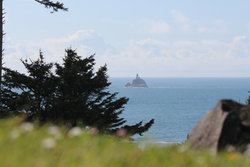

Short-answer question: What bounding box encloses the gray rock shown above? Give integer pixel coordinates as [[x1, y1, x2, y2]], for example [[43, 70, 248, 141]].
[[187, 100, 250, 153], [125, 82, 132, 88], [125, 74, 148, 88]]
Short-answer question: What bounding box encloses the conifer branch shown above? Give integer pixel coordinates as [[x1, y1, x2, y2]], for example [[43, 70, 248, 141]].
[[35, 0, 68, 12]]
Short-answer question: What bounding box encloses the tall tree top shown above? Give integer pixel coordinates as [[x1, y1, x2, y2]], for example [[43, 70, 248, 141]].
[[35, 0, 68, 12]]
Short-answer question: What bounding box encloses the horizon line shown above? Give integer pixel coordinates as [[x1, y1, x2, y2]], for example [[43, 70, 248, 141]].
[[109, 76, 250, 78]]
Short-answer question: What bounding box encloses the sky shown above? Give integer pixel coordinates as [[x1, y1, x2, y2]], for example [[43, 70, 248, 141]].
[[4, 0, 250, 77]]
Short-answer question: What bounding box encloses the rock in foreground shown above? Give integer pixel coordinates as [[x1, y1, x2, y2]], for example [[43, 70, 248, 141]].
[[187, 100, 250, 153]]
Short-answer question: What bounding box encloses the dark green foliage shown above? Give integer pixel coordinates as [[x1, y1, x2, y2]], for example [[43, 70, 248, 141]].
[[0, 49, 154, 136], [35, 0, 68, 12], [248, 95, 250, 105], [0, 0, 67, 97]]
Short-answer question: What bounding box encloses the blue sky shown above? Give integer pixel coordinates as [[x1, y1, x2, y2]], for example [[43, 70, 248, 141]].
[[4, 0, 250, 77]]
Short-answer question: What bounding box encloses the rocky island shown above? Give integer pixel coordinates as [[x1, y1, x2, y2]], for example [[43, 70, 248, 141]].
[[125, 74, 148, 88]]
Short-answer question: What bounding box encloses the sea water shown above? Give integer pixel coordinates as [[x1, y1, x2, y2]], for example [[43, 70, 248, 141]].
[[109, 78, 250, 143]]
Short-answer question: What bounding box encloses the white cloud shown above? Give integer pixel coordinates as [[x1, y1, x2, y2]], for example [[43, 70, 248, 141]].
[[108, 36, 250, 77], [233, 35, 247, 41], [170, 9, 191, 32], [4, 30, 114, 73], [5, 29, 250, 77], [140, 19, 171, 35], [197, 20, 228, 33]]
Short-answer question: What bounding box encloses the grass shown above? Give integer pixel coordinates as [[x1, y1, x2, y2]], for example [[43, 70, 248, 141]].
[[0, 119, 250, 167]]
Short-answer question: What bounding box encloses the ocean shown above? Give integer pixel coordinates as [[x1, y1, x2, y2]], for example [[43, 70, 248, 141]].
[[109, 78, 250, 143]]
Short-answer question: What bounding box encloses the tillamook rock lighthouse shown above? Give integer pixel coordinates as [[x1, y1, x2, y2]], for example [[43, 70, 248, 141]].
[[125, 74, 148, 88]]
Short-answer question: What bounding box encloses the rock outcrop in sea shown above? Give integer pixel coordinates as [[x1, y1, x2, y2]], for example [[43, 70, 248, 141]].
[[125, 74, 148, 88]]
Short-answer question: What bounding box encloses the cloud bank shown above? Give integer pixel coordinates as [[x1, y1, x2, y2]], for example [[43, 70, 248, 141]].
[[5, 9, 250, 77], [5, 29, 250, 77]]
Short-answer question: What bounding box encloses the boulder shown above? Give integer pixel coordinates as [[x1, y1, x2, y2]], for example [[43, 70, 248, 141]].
[[187, 100, 250, 153]]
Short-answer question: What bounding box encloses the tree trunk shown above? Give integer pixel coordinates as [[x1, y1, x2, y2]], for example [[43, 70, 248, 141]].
[[0, 0, 3, 100]]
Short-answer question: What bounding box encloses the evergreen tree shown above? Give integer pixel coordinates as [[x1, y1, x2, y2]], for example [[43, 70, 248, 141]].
[[1, 51, 57, 120], [1, 49, 154, 136], [0, 0, 67, 105]]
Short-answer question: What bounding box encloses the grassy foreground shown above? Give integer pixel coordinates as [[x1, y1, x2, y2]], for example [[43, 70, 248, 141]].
[[0, 119, 250, 167]]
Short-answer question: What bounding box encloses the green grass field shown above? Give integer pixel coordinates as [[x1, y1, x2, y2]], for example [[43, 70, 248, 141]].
[[0, 119, 250, 167]]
